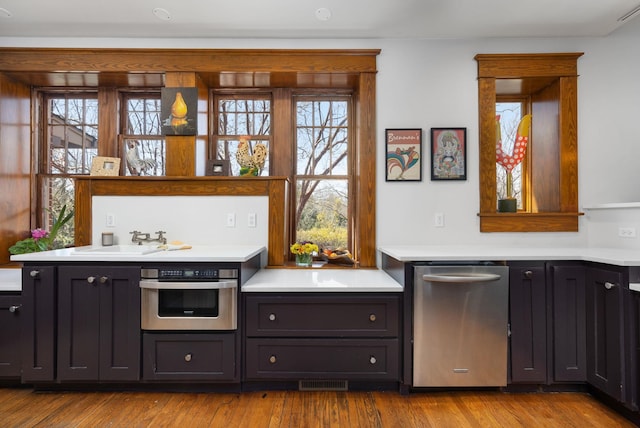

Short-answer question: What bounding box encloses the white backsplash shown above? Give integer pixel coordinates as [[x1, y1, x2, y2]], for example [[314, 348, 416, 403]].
[[91, 195, 269, 247], [584, 203, 640, 250]]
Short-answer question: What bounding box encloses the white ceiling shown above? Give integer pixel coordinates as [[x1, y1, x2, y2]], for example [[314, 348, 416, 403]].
[[0, 0, 639, 39]]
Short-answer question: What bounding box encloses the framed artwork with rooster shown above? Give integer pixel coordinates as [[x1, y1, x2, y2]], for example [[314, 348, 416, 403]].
[[385, 128, 422, 181]]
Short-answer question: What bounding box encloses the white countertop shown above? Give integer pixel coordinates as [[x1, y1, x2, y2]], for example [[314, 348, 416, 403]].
[[9, 244, 266, 263], [242, 268, 403, 292], [378, 245, 640, 266], [0, 269, 22, 292]]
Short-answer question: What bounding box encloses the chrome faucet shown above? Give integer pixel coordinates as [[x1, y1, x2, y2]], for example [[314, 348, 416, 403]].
[[130, 230, 167, 245]]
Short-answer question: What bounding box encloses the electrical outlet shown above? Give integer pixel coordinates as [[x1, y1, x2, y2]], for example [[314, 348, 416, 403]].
[[248, 213, 257, 228], [106, 213, 115, 227], [434, 212, 444, 227], [226, 213, 236, 228], [618, 227, 637, 238]]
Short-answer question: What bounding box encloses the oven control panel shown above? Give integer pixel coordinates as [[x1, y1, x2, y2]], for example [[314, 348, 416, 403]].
[[141, 268, 238, 280]]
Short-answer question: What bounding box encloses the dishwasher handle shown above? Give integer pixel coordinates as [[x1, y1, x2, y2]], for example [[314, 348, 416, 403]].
[[421, 273, 502, 283]]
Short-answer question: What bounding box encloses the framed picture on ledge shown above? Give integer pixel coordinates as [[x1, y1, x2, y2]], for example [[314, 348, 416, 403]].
[[385, 128, 422, 181], [430, 127, 467, 181]]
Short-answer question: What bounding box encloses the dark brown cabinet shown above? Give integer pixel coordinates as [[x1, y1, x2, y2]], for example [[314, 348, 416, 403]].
[[508, 262, 547, 383], [586, 265, 625, 402], [508, 261, 586, 385], [550, 263, 586, 382], [57, 265, 140, 382], [0, 294, 22, 378], [20, 266, 57, 383], [244, 293, 401, 382]]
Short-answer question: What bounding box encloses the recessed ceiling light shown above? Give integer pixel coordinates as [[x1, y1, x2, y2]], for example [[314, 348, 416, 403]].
[[315, 7, 332, 21], [0, 7, 12, 18], [153, 7, 171, 21]]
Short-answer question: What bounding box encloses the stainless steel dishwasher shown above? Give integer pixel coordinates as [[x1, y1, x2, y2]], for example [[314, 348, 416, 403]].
[[412, 263, 509, 387]]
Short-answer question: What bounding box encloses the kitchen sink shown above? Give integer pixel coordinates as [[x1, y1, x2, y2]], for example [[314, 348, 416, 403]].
[[71, 245, 164, 256]]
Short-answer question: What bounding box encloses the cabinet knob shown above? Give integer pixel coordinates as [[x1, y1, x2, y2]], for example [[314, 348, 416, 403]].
[[87, 276, 96, 284], [369, 314, 377, 322], [269, 355, 277, 364], [369, 356, 377, 365], [29, 270, 39, 278], [99, 276, 109, 284], [268, 313, 276, 321], [184, 353, 192, 362], [9, 304, 21, 313], [524, 270, 533, 279], [604, 281, 616, 290]]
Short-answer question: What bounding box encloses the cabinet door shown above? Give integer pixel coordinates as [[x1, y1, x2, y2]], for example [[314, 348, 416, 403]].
[[57, 266, 140, 381], [98, 266, 140, 381], [0, 295, 22, 378], [21, 266, 56, 382], [550, 263, 586, 382], [586, 266, 624, 401], [508, 263, 547, 383], [57, 266, 101, 380]]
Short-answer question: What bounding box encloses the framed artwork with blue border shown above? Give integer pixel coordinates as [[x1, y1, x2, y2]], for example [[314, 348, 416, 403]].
[[385, 128, 422, 181], [430, 127, 467, 181]]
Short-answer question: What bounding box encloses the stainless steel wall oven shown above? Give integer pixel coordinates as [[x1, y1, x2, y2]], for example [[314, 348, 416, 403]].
[[140, 266, 238, 330]]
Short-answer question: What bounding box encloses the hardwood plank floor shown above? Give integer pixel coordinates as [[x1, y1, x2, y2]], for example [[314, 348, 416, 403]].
[[0, 388, 635, 427]]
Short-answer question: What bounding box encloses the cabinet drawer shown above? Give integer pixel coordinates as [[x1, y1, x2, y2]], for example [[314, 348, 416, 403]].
[[245, 295, 400, 337], [143, 333, 236, 381], [245, 338, 399, 380]]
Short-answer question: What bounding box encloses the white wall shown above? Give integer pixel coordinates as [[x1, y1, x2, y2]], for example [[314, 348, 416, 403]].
[[3, 17, 640, 251], [92, 196, 269, 247]]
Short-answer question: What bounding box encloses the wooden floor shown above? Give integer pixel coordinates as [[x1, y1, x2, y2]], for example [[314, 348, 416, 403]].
[[0, 387, 636, 427]]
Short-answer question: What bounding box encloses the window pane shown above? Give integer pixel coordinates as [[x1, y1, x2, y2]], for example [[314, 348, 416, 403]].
[[296, 100, 348, 176], [216, 96, 271, 176], [295, 97, 350, 251], [123, 95, 164, 176], [47, 96, 98, 175], [496, 102, 523, 208], [126, 97, 161, 135], [295, 179, 348, 250]]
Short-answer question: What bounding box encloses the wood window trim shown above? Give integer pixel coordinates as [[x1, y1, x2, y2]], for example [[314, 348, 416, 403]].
[[475, 53, 583, 232], [0, 48, 379, 266]]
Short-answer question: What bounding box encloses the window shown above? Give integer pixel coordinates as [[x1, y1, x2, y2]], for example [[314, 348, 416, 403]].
[[295, 97, 350, 250], [475, 53, 582, 232], [41, 93, 99, 246], [213, 95, 271, 176], [121, 93, 165, 176], [213, 90, 353, 255], [496, 100, 529, 210]]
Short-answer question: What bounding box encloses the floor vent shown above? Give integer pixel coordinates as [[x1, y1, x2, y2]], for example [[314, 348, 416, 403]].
[[298, 380, 348, 391]]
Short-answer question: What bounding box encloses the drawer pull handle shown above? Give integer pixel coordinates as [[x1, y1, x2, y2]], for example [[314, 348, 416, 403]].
[[87, 276, 96, 284], [30, 270, 39, 278], [9, 305, 21, 313], [369, 356, 377, 365], [268, 313, 276, 321], [99, 276, 108, 284], [524, 270, 533, 279], [604, 281, 615, 290], [184, 353, 192, 362], [369, 314, 377, 322], [269, 355, 277, 364]]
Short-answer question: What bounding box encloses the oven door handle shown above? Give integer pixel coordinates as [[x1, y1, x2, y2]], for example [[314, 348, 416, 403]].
[[139, 279, 237, 290]]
